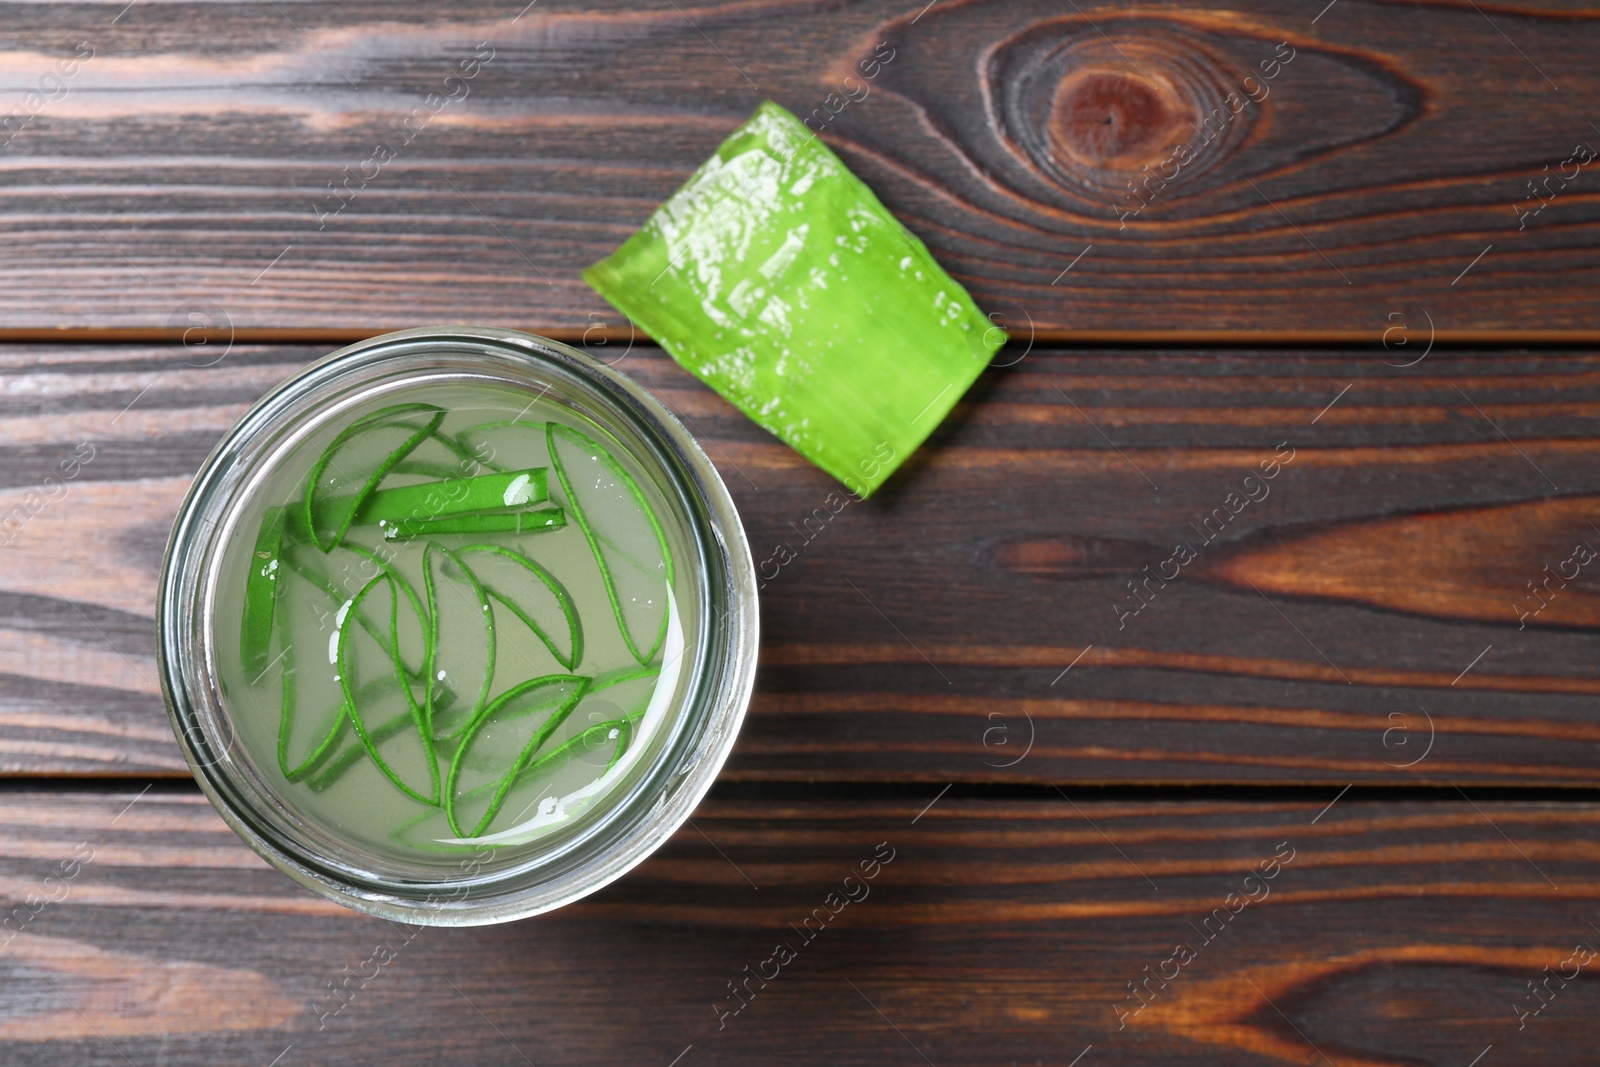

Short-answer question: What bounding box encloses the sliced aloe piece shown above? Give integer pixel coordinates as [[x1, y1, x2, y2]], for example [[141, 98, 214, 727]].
[[485, 668, 660, 823], [486, 720, 637, 842], [456, 420, 550, 475], [386, 506, 565, 541], [546, 422, 673, 665], [460, 544, 583, 670], [565, 666, 659, 770], [281, 540, 426, 678], [534, 668, 656, 777], [446, 673, 589, 837], [241, 505, 286, 680], [456, 679, 590, 775], [449, 712, 632, 839], [303, 468, 551, 536], [304, 403, 444, 551], [424, 543, 495, 741], [368, 467, 545, 519], [338, 574, 439, 804], [302, 704, 413, 793], [274, 556, 349, 780]]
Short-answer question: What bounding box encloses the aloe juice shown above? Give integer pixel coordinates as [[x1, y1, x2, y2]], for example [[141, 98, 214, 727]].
[[210, 381, 701, 868]]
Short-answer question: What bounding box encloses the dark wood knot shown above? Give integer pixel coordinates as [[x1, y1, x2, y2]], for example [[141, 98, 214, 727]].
[[988, 19, 1262, 204], [1051, 70, 1185, 167]]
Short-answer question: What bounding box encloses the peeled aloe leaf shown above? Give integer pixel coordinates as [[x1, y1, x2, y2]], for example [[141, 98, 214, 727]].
[[304, 403, 444, 551], [582, 101, 1004, 496], [424, 543, 495, 741], [446, 674, 589, 837], [461, 544, 583, 670], [546, 422, 673, 665], [338, 574, 438, 805]]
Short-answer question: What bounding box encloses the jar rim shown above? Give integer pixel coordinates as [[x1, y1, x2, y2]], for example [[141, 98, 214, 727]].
[[158, 326, 758, 925]]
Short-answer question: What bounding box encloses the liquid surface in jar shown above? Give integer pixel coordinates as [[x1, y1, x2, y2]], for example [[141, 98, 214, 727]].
[[210, 381, 700, 870]]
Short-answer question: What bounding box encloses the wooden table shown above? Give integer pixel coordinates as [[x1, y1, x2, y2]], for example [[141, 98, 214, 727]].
[[3, 2, 1598, 1064]]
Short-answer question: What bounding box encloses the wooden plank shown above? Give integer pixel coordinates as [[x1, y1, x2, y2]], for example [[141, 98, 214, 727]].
[[0, 788, 1594, 1064], [0, 1, 1596, 333], [5, 342, 1600, 785]]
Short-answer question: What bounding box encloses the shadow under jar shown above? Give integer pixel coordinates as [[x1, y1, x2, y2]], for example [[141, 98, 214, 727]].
[[159, 327, 757, 925]]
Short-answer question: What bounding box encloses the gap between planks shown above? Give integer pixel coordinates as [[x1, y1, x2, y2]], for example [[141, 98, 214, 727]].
[[6, 778, 1600, 806], [3, 328, 1600, 347]]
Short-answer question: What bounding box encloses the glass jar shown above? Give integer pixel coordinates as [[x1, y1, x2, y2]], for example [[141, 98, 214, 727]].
[[158, 327, 757, 925]]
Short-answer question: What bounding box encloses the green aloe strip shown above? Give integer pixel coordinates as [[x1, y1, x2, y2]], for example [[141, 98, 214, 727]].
[[240, 505, 286, 680], [547, 422, 673, 666], [362, 466, 546, 520], [460, 544, 584, 671], [305, 404, 445, 551], [386, 506, 565, 541], [291, 467, 547, 534], [339, 573, 440, 805], [424, 542, 497, 741], [446, 674, 590, 837]]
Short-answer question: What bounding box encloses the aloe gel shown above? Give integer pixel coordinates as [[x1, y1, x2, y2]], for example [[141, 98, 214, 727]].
[[213, 382, 700, 864]]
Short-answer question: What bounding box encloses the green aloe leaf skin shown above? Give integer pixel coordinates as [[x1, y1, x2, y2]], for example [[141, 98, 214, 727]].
[[424, 544, 496, 742], [461, 544, 584, 671], [339, 575, 440, 805], [241, 505, 286, 680], [304, 404, 444, 551], [390, 702, 636, 852], [386, 506, 564, 540], [446, 674, 590, 838], [546, 422, 673, 666], [583, 101, 1003, 496], [281, 540, 427, 678], [275, 548, 352, 780], [296, 467, 547, 533]]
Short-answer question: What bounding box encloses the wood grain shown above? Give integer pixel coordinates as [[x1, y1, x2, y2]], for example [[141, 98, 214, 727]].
[[0, 788, 1595, 1065], [6, 341, 1600, 784], [0, 1, 1595, 333]]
